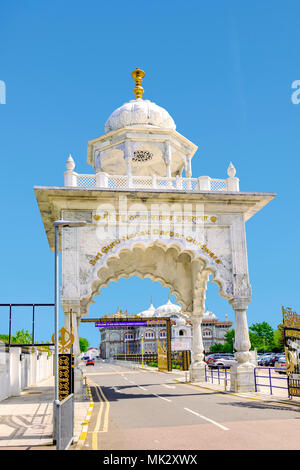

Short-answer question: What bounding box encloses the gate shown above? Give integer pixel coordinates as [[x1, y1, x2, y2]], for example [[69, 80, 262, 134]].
[[282, 306, 300, 398]]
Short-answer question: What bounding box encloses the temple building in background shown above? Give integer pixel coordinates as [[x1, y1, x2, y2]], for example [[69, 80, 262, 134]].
[[99, 298, 232, 357]]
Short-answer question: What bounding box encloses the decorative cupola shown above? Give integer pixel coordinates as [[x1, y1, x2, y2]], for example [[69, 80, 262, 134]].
[[87, 68, 198, 179]]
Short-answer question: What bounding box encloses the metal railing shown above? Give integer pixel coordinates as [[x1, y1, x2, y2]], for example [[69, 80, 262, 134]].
[[113, 351, 190, 370], [254, 367, 288, 395], [113, 353, 157, 364], [0, 303, 54, 348], [53, 394, 74, 450], [204, 365, 231, 388]]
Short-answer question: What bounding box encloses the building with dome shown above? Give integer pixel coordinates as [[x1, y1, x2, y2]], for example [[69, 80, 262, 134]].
[[99, 298, 232, 358]]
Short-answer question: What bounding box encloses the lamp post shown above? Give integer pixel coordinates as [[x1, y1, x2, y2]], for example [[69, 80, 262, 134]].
[[53, 220, 87, 403], [141, 334, 144, 367]]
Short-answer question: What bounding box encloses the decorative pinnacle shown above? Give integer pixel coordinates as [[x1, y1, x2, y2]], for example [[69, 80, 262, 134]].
[[66, 154, 75, 171], [131, 68, 145, 99], [227, 162, 236, 178]]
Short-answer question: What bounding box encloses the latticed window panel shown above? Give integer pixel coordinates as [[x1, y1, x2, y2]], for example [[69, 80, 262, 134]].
[[156, 178, 177, 189], [210, 179, 228, 191], [77, 175, 96, 188], [108, 176, 128, 189], [181, 178, 198, 191], [132, 176, 153, 189]]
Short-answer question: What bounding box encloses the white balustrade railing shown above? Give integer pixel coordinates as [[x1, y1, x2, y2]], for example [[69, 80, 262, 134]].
[[64, 157, 239, 192], [65, 172, 239, 192], [64, 172, 239, 192]]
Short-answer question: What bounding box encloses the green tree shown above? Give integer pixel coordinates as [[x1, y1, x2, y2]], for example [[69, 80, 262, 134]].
[[209, 329, 235, 353], [0, 334, 9, 343], [223, 329, 235, 353], [79, 337, 90, 352], [14, 329, 33, 344], [209, 342, 225, 353], [273, 323, 284, 352], [0, 330, 32, 344], [249, 322, 274, 352]]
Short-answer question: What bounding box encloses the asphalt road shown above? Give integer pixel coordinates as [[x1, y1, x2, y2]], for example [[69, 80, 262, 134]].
[[81, 360, 300, 451]]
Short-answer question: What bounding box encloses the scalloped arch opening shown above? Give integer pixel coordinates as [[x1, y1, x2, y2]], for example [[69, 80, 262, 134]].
[[80, 241, 231, 316]]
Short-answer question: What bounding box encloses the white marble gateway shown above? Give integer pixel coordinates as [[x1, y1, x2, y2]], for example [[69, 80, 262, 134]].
[[34, 69, 275, 394]]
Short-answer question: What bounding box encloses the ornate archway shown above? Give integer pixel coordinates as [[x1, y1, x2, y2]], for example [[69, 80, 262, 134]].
[[34, 68, 275, 395]]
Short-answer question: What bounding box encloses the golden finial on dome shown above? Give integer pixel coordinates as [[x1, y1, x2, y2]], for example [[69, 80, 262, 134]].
[[131, 68, 145, 99]]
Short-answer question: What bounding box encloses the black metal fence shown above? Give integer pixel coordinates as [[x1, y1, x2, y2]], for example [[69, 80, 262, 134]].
[[113, 351, 191, 370], [0, 303, 54, 347], [113, 353, 157, 364]]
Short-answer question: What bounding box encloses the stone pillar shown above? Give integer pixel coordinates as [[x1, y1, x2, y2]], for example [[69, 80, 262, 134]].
[[230, 298, 255, 392], [198, 176, 211, 191], [185, 155, 192, 178], [152, 173, 157, 189], [190, 266, 209, 382], [64, 155, 77, 187], [125, 140, 132, 187], [164, 141, 172, 178], [226, 162, 239, 192], [190, 315, 206, 382], [96, 170, 108, 188]]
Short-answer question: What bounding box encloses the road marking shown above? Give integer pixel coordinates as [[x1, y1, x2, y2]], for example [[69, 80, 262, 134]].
[[92, 387, 104, 450], [184, 407, 229, 431], [163, 384, 176, 389], [89, 381, 110, 450], [153, 393, 172, 403], [98, 386, 110, 433], [138, 385, 147, 391]]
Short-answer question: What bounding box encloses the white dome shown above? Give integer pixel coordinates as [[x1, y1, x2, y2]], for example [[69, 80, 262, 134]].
[[176, 316, 186, 326], [104, 99, 176, 133], [203, 310, 217, 320], [155, 299, 181, 318], [139, 302, 156, 318]]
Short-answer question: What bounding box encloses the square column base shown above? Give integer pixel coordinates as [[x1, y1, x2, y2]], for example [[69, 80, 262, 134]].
[[230, 362, 255, 393], [190, 362, 206, 382]]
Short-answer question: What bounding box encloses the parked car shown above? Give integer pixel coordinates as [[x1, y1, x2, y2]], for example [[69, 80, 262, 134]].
[[208, 355, 237, 369], [274, 356, 286, 373], [86, 359, 95, 366], [258, 354, 273, 366], [270, 354, 285, 366], [205, 353, 233, 364], [263, 354, 282, 367]]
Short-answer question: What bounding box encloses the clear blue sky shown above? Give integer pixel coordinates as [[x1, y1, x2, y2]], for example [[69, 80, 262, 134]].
[[0, 0, 299, 348]]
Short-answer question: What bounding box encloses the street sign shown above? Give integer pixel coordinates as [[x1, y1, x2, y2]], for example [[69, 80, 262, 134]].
[[95, 321, 147, 327]]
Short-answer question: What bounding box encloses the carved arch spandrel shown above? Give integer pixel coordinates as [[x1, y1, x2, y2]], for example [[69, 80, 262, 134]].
[[79, 241, 234, 316]]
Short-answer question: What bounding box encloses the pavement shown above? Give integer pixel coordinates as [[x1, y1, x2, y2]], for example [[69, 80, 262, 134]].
[[0, 375, 91, 450], [0, 363, 299, 450]]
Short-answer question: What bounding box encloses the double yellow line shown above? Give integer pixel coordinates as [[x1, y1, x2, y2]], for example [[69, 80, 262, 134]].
[[90, 380, 110, 450]]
